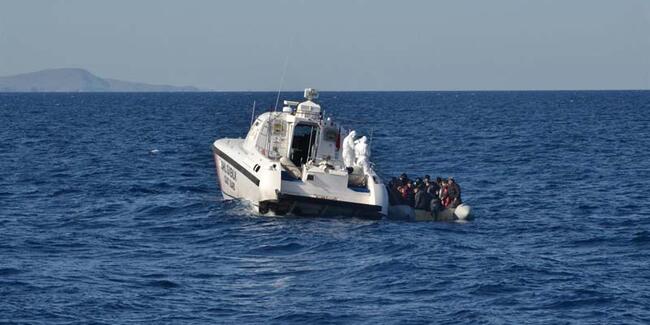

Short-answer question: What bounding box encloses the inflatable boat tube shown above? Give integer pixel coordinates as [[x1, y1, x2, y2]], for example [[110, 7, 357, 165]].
[[389, 204, 473, 222]]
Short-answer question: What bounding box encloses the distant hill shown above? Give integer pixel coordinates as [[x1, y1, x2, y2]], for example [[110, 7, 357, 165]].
[[0, 68, 200, 92]]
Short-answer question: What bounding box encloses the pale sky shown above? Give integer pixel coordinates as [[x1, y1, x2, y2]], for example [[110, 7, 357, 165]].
[[0, 0, 648, 90]]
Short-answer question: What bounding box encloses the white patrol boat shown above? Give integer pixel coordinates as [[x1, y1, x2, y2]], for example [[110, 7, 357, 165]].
[[212, 88, 389, 218]]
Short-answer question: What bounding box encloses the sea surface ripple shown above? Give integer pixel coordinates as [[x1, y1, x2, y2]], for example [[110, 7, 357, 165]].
[[1, 91, 649, 324]]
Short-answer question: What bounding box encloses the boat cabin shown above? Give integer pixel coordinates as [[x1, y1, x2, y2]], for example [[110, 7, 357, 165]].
[[242, 89, 340, 169]]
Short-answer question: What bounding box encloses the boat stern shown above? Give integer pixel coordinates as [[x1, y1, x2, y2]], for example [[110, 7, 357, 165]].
[[273, 164, 388, 218]]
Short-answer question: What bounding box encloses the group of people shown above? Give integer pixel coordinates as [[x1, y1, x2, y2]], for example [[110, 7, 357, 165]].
[[388, 174, 462, 214]]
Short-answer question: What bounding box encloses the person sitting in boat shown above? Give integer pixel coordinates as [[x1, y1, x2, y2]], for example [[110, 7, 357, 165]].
[[398, 180, 415, 207], [406, 181, 416, 207], [439, 179, 450, 207], [387, 177, 403, 205], [447, 177, 462, 208], [430, 195, 443, 219], [399, 173, 409, 185], [414, 182, 433, 211], [425, 176, 441, 196]]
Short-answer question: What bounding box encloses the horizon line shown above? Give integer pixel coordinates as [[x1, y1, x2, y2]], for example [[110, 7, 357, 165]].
[[1, 88, 649, 93]]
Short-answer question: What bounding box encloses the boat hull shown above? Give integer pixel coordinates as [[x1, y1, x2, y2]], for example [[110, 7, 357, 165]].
[[269, 193, 383, 219], [212, 139, 387, 219], [213, 144, 261, 204]]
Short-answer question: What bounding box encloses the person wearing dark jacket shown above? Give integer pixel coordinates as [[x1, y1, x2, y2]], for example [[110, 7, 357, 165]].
[[387, 183, 400, 205], [447, 177, 462, 208], [430, 196, 443, 219], [439, 179, 450, 207], [399, 173, 409, 185], [426, 179, 441, 196], [401, 181, 415, 208], [405, 182, 415, 207], [414, 185, 432, 211], [398, 181, 415, 207]]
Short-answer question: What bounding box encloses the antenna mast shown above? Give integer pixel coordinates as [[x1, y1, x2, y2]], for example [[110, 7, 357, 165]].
[[250, 100, 256, 126], [273, 28, 298, 111], [273, 54, 290, 112]]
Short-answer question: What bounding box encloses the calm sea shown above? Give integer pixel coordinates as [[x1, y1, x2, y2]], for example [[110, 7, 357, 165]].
[[1, 91, 649, 324]]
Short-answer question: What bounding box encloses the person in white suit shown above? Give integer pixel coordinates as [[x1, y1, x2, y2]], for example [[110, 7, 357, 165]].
[[341, 130, 357, 168], [354, 136, 371, 174]]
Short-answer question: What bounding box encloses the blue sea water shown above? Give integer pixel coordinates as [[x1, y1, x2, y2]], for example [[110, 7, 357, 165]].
[[1, 91, 649, 324]]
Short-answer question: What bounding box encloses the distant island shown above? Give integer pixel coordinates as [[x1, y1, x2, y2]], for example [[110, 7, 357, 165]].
[[0, 68, 200, 92]]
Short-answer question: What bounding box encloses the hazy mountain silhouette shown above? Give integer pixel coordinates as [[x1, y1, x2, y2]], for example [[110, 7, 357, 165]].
[[0, 68, 200, 92]]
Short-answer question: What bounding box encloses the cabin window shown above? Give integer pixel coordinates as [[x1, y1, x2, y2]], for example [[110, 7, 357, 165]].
[[272, 121, 285, 135], [245, 120, 261, 146], [324, 127, 338, 142], [255, 123, 269, 155], [290, 123, 318, 167]]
